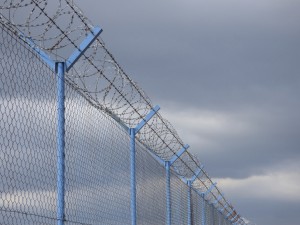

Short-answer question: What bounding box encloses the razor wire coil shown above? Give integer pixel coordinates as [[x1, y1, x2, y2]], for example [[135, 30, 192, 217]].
[[0, 0, 248, 224]]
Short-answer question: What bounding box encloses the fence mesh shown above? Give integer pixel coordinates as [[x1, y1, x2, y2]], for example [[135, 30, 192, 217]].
[[191, 189, 203, 225], [64, 84, 131, 225], [170, 171, 188, 225], [0, 23, 57, 225], [136, 142, 166, 225], [0, 0, 249, 224]]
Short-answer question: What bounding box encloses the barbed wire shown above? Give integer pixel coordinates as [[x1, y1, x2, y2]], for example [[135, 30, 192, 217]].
[[0, 0, 247, 224]]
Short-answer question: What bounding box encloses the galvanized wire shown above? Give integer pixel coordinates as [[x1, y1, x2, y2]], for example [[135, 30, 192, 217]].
[[191, 189, 203, 225], [0, 0, 248, 224], [136, 141, 166, 225], [0, 22, 57, 225], [170, 171, 188, 225], [64, 84, 131, 225]]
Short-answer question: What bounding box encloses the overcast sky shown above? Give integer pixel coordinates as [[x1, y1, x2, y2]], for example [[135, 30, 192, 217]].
[[74, 1, 300, 224]]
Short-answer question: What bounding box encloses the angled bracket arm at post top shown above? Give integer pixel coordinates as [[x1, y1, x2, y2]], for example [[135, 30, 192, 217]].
[[19, 33, 55, 71], [226, 209, 234, 218], [134, 105, 160, 134], [220, 203, 228, 212], [187, 180, 192, 187], [169, 144, 189, 165], [202, 182, 217, 197], [146, 147, 164, 166], [225, 212, 232, 219], [212, 194, 223, 205], [190, 165, 204, 184], [66, 26, 102, 72], [231, 214, 238, 222], [19, 26, 103, 73], [226, 207, 234, 217]]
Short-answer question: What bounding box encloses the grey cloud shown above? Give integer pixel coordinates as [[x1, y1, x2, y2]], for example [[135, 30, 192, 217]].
[[1, 0, 297, 224], [74, 1, 300, 224], [86, 1, 300, 128], [161, 104, 300, 178], [230, 198, 300, 225]]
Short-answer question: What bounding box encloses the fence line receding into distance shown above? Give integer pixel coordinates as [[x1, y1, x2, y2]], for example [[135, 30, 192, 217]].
[[0, 0, 249, 225]]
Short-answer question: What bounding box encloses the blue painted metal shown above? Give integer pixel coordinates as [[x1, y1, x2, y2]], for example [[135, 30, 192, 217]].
[[179, 175, 189, 184], [134, 105, 160, 133], [19, 33, 55, 71], [130, 128, 137, 225], [220, 203, 229, 213], [226, 210, 232, 218], [19, 26, 245, 225], [147, 148, 165, 165], [212, 194, 223, 205], [231, 214, 238, 222], [202, 182, 217, 197], [226, 207, 234, 218], [129, 106, 160, 225], [21, 26, 103, 73], [187, 180, 192, 225], [224, 203, 230, 213], [218, 211, 222, 225], [212, 204, 215, 225], [66, 26, 102, 71], [108, 109, 129, 131], [202, 197, 206, 225], [22, 25, 103, 225], [56, 62, 65, 225], [169, 144, 189, 165], [165, 161, 171, 225], [220, 205, 226, 213], [185, 163, 205, 225], [190, 165, 204, 183]]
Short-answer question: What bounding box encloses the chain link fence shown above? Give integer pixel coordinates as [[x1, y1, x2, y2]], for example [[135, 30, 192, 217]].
[[0, 21, 57, 225], [0, 1, 249, 225]]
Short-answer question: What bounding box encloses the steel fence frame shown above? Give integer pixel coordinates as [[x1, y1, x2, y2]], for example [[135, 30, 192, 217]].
[[0, 1, 249, 225]]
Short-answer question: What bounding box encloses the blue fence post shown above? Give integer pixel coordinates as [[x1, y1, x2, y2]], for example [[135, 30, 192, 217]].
[[202, 197, 206, 225], [20, 26, 103, 225], [165, 161, 171, 225], [166, 144, 189, 225], [129, 105, 160, 225], [187, 180, 192, 225], [186, 166, 203, 225], [56, 62, 65, 225], [212, 204, 215, 225], [231, 214, 238, 224], [130, 128, 137, 225]]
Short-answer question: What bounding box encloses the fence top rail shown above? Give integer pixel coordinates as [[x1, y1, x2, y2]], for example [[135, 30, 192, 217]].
[[0, 1, 248, 224]]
